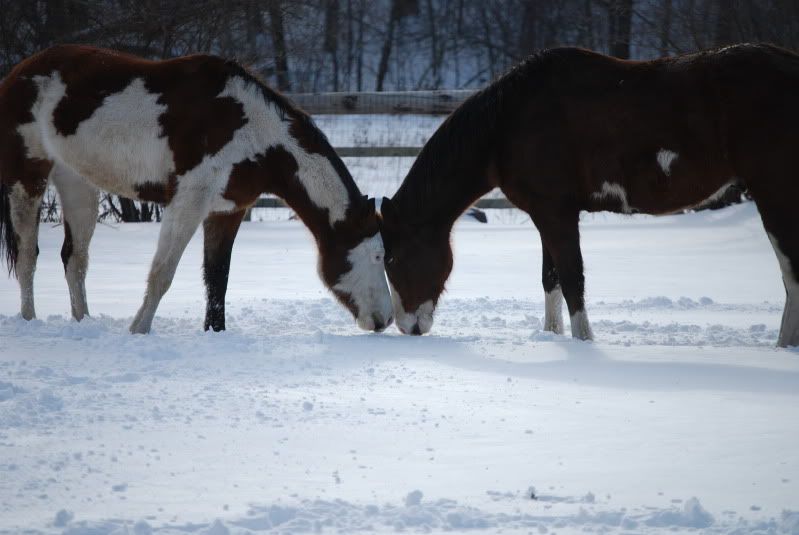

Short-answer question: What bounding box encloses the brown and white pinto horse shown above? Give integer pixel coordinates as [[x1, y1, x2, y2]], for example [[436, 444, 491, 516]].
[[0, 45, 393, 333], [380, 43, 799, 347]]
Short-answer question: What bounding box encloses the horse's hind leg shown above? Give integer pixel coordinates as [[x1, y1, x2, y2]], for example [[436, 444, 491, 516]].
[[51, 166, 98, 321], [202, 210, 246, 332], [530, 203, 593, 340], [754, 199, 799, 347], [7, 178, 48, 320], [540, 237, 564, 334], [129, 190, 211, 334]]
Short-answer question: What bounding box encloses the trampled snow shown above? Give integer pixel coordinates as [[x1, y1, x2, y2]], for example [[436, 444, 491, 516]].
[[1, 203, 797, 534]]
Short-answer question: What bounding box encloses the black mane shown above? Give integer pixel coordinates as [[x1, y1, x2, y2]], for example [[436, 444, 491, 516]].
[[390, 50, 560, 222]]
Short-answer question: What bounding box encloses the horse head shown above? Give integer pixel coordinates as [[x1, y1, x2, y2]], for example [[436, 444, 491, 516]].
[[379, 197, 452, 335], [320, 196, 394, 332]]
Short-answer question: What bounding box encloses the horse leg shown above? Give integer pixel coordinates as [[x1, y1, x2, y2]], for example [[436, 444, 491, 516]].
[[531, 205, 593, 340], [202, 210, 246, 332], [130, 191, 211, 334], [51, 166, 98, 321], [8, 183, 46, 320], [753, 200, 799, 347], [540, 236, 564, 334]]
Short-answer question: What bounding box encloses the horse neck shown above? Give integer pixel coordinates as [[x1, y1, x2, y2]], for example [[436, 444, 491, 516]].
[[393, 154, 496, 232], [257, 147, 362, 245]]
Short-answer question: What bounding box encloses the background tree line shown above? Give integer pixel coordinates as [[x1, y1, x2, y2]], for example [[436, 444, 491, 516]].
[[1, 0, 794, 219]]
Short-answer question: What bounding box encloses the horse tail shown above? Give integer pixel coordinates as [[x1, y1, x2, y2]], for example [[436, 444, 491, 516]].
[[0, 181, 18, 276]]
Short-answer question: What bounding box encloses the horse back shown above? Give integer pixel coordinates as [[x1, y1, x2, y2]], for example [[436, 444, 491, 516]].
[[500, 45, 799, 215], [0, 45, 251, 205]]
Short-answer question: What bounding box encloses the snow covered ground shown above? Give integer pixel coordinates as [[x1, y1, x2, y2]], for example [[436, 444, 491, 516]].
[[1, 202, 798, 534]]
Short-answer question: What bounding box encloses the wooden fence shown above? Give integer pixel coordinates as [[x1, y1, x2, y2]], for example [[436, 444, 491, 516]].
[[252, 89, 513, 212]]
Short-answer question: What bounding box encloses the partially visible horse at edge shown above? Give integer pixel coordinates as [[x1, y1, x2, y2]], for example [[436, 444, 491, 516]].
[[0, 45, 393, 333], [380, 43, 799, 347]]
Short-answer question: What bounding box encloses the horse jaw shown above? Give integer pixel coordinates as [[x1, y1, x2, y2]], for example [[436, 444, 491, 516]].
[[389, 281, 434, 335]]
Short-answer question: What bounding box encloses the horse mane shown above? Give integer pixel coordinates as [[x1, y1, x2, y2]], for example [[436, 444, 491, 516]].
[[391, 50, 562, 222]]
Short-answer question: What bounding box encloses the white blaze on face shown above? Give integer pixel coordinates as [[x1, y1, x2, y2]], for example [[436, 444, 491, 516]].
[[389, 281, 435, 335], [333, 234, 393, 331], [591, 181, 633, 214], [656, 149, 679, 176]]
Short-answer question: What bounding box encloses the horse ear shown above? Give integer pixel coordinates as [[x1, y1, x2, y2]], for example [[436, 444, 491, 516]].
[[380, 197, 397, 226]]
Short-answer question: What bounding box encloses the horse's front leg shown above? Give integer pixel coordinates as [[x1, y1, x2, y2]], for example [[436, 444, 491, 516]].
[[540, 236, 564, 334], [202, 210, 246, 332], [130, 190, 211, 334], [531, 204, 593, 341]]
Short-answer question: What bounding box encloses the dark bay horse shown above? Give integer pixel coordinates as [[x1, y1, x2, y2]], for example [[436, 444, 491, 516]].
[[380, 44, 799, 347], [0, 45, 392, 333]]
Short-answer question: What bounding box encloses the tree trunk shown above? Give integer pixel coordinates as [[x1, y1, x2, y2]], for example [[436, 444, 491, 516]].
[[608, 0, 633, 59], [119, 198, 140, 223], [324, 0, 340, 91], [425, 0, 442, 88], [376, 0, 418, 91], [518, 0, 539, 57], [375, 5, 399, 91], [267, 0, 291, 91], [714, 0, 734, 46], [659, 0, 672, 55]]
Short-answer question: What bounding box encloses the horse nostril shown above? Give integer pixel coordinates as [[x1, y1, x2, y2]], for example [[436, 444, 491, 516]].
[[372, 315, 385, 332], [386, 316, 394, 327], [411, 323, 422, 336]]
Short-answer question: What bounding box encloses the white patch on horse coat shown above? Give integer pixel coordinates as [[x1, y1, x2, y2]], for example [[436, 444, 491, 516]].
[[767, 232, 799, 347], [591, 181, 633, 214], [544, 287, 564, 334], [333, 233, 393, 331], [656, 149, 678, 176], [390, 281, 434, 335], [220, 77, 350, 224], [570, 309, 594, 340], [20, 75, 176, 200]]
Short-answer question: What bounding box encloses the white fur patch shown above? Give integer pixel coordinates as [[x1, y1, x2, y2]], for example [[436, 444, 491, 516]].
[[656, 149, 678, 176], [20, 75, 176, 199], [544, 287, 564, 334], [591, 181, 633, 214], [767, 232, 799, 347], [570, 310, 594, 340], [390, 281, 434, 335], [333, 233, 393, 331]]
